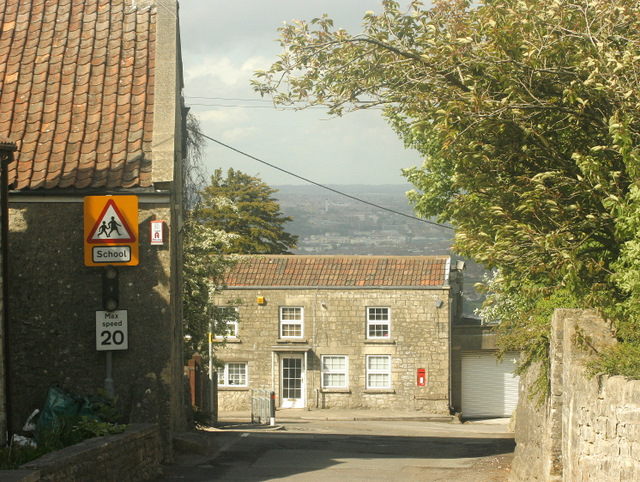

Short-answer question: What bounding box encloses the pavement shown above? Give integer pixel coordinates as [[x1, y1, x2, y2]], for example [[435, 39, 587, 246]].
[[219, 408, 461, 424]]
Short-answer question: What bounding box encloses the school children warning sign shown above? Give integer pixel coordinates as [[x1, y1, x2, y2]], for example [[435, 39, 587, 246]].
[[84, 196, 139, 266]]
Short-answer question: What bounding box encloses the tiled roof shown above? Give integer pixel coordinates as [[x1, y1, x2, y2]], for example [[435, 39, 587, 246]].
[[0, 0, 156, 190], [225, 255, 451, 288]]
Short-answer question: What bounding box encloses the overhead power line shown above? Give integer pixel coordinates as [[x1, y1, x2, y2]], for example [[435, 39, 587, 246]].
[[201, 133, 454, 231], [184, 96, 382, 110]]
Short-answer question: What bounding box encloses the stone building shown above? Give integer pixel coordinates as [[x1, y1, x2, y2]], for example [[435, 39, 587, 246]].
[[214, 255, 464, 413], [0, 0, 187, 458]]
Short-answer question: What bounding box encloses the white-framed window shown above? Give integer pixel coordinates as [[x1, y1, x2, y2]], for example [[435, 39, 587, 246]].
[[214, 307, 238, 339], [321, 355, 348, 389], [367, 307, 390, 339], [366, 355, 391, 389], [280, 307, 304, 338], [217, 362, 248, 387]]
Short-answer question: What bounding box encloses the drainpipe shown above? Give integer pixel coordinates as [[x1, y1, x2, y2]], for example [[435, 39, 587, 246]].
[[448, 288, 454, 414], [312, 288, 318, 408], [0, 142, 16, 443]]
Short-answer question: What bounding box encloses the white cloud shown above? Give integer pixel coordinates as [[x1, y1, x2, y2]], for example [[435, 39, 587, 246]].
[[185, 56, 249, 88], [180, 0, 424, 185]]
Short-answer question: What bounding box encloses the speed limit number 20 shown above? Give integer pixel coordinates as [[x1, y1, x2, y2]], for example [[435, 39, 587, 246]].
[[96, 310, 128, 351]]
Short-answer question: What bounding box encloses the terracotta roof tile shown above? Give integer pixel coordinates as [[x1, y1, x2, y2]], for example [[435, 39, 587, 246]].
[[225, 256, 451, 288], [0, 0, 158, 190]]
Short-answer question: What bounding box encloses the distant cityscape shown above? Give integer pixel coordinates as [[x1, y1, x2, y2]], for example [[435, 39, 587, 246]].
[[274, 184, 489, 313]]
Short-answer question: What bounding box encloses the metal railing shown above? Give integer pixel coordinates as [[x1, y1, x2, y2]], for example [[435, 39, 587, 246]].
[[251, 389, 275, 425]]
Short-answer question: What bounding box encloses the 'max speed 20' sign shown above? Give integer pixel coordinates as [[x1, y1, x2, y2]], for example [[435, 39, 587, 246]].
[[84, 196, 139, 267]]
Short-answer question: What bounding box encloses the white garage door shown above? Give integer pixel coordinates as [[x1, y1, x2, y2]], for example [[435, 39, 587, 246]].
[[461, 351, 520, 418]]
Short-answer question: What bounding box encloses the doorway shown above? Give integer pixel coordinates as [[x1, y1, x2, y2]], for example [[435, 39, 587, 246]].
[[280, 355, 305, 408]]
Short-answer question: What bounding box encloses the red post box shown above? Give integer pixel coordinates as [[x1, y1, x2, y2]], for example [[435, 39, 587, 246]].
[[417, 368, 426, 386]]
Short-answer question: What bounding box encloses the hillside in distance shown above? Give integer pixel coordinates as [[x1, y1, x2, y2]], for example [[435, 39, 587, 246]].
[[274, 184, 488, 313]]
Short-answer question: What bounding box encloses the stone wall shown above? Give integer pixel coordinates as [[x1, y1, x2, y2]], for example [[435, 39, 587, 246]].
[[7, 199, 185, 460], [511, 309, 640, 481], [214, 287, 452, 413], [17, 423, 160, 481]]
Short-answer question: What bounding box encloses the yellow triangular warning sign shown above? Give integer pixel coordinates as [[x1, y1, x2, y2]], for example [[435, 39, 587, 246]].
[[87, 199, 136, 244]]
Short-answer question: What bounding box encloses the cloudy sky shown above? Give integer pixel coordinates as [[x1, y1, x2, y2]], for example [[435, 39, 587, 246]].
[[178, 0, 424, 187]]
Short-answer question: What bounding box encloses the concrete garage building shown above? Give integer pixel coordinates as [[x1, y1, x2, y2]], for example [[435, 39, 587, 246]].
[[451, 317, 520, 419], [214, 255, 464, 413]]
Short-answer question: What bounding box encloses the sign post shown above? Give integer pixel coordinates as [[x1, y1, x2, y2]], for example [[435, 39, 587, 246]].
[[96, 309, 128, 399], [85, 196, 137, 398]]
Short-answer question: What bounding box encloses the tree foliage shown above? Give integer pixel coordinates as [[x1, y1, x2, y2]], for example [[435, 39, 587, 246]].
[[197, 168, 298, 254], [183, 112, 209, 212], [253, 0, 640, 378], [182, 217, 239, 361]]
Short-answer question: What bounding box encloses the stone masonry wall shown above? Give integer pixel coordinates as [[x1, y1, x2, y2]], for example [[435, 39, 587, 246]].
[[509, 362, 559, 481], [214, 287, 452, 413], [7, 200, 184, 460], [511, 309, 640, 481], [19, 423, 160, 481]]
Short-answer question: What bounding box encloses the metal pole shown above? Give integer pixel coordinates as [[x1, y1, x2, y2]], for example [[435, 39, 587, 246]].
[[208, 322, 214, 420], [105, 351, 114, 399], [251, 389, 255, 423], [270, 391, 276, 426]]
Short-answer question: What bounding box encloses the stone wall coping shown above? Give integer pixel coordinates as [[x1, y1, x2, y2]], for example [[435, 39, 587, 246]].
[[224, 286, 450, 291]]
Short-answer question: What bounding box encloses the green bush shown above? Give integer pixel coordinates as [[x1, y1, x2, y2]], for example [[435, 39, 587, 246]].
[[587, 343, 640, 379]]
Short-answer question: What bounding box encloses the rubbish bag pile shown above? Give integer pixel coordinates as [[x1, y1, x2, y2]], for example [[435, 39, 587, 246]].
[[13, 386, 123, 448]]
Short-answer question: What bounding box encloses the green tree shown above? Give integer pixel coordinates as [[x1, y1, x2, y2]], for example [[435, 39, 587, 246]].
[[182, 113, 239, 361], [253, 0, 640, 379], [197, 168, 298, 254]]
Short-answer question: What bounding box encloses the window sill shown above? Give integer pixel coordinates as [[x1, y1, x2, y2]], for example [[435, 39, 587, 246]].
[[215, 338, 241, 343], [276, 339, 308, 344], [218, 386, 249, 391], [363, 339, 396, 345], [321, 388, 351, 394], [364, 389, 395, 394]]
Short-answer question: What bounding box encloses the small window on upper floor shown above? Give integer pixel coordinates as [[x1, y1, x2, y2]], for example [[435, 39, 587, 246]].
[[280, 306, 303, 338], [367, 307, 390, 339], [214, 307, 238, 339]]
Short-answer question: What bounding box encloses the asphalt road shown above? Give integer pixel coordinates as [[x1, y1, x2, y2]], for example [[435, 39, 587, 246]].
[[158, 419, 514, 481]]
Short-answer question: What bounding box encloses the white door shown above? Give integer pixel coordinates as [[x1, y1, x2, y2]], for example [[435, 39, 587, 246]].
[[461, 351, 520, 418], [280, 355, 305, 408]]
